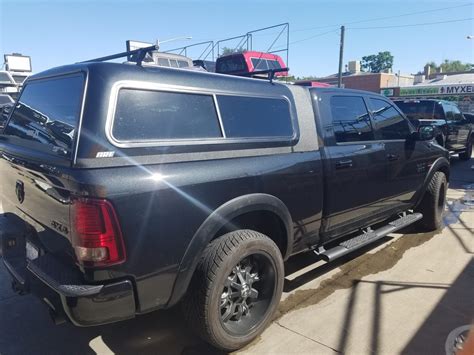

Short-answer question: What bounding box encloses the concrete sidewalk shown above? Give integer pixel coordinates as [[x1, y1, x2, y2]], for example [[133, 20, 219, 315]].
[[0, 157, 472, 355]]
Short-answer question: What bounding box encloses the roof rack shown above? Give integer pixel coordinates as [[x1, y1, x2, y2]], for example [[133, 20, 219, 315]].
[[232, 67, 289, 83], [80, 45, 159, 66]]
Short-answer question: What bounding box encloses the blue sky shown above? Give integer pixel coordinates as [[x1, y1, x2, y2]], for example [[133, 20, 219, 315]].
[[1, 0, 473, 77]]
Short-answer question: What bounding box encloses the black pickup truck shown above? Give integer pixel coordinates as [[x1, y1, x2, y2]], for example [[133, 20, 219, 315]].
[[0, 53, 450, 350], [394, 99, 473, 160]]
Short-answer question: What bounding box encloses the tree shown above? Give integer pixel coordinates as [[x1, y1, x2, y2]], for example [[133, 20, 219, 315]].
[[424, 60, 472, 73], [220, 46, 244, 57], [361, 51, 394, 73]]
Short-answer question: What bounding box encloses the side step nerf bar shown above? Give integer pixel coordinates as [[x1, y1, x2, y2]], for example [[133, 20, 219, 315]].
[[315, 212, 423, 262]]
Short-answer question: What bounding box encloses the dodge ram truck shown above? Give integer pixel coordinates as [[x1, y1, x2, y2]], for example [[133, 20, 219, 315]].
[[0, 48, 450, 351]]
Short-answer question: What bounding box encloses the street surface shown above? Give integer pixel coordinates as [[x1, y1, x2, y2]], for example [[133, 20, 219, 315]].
[[0, 155, 472, 355]]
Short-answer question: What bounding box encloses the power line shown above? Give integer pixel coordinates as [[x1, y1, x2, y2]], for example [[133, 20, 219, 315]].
[[349, 17, 473, 30], [291, 3, 472, 32], [289, 29, 340, 45]]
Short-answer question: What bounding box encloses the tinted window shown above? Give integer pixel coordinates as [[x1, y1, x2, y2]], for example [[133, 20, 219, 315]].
[[251, 58, 268, 70], [216, 55, 247, 73], [4, 75, 84, 158], [113, 89, 222, 141], [217, 95, 293, 138], [394, 100, 437, 120], [330, 96, 373, 143], [450, 104, 464, 121], [267, 60, 282, 69], [442, 103, 454, 120], [370, 98, 411, 140]]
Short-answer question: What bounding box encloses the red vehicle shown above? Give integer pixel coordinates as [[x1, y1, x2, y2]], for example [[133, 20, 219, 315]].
[[294, 80, 332, 88], [216, 50, 288, 77]]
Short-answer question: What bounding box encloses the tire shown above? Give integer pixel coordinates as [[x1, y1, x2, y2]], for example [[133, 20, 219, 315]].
[[182, 230, 284, 351], [459, 137, 472, 161], [415, 171, 447, 231]]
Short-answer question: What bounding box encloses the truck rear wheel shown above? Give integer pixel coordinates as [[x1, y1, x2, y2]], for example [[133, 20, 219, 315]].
[[415, 171, 447, 231], [459, 137, 472, 161], [182, 230, 284, 351]]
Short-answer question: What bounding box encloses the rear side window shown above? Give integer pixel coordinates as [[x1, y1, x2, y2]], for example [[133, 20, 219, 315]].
[[251, 58, 268, 70], [157, 58, 169, 66], [177, 60, 189, 68], [112, 89, 222, 141], [4, 74, 84, 158], [217, 95, 294, 138], [370, 98, 411, 140], [330, 96, 373, 143]]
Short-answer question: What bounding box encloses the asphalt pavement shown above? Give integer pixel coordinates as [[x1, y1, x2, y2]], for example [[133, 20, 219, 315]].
[[0, 155, 472, 355]]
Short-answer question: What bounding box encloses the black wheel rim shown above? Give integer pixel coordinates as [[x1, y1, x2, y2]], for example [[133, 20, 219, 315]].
[[219, 253, 276, 336]]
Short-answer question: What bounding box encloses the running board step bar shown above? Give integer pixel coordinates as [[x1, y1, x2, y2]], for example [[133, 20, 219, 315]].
[[315, 212, 423, 262]]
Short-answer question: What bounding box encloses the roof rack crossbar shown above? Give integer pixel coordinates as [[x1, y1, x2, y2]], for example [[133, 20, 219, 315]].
[[233, 67, 289, 83], [80, 45, 159, 66]]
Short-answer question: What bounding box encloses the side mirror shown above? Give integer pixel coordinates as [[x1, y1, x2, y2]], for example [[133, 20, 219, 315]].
[[418, 125, 436, 141]]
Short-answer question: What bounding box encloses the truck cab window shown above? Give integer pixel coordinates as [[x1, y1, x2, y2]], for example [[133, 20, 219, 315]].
[[370, 98, 411, 140], [329, 96, 373, 143]]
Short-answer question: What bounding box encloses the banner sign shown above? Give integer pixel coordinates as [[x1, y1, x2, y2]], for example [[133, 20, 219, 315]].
[[399, 84, 474, 97]]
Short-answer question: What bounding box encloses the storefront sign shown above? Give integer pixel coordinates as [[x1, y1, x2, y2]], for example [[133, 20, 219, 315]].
[[399, 87, 440, 96], [380, 88, 394, 96], [399, 84, 474, 96]]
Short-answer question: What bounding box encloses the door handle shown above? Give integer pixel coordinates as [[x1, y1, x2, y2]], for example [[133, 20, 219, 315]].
[[335, 159, 353, 169], [387, 154, 400, 161]]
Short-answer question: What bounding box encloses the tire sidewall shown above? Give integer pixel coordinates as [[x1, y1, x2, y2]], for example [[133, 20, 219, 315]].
[[434, 173, 447, 228], [207, 236, 284, 349]]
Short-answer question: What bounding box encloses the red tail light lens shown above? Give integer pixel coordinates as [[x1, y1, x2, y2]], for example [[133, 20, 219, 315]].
[[71, 198, 126, 267]]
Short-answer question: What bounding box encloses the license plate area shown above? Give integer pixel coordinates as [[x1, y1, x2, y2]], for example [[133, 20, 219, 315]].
[[26, 240, 39, 261]]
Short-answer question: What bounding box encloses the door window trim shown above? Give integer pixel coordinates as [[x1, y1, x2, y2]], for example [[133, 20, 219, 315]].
[[367, 96, 415, 141]]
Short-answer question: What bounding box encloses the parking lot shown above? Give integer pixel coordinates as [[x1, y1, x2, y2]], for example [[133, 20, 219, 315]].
[[0, 155, 472, 355]]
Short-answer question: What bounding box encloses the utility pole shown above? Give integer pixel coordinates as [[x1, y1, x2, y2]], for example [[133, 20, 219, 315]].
[[338, 25, 345, 88]]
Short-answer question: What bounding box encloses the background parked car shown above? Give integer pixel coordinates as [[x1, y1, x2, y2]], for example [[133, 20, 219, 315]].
[[193, 59, 216, 72], [394, 99, 472, 160], [216, 51, 288, 77]]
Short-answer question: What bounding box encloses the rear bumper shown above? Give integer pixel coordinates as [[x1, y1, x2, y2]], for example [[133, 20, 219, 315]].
[[0, 213, 136, 327]]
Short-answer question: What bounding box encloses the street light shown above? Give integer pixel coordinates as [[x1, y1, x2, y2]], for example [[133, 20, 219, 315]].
[[156, 36, 192, 50]]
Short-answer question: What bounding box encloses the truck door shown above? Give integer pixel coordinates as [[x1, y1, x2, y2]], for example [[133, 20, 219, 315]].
[[450, 103, 470, 149], [442, 102, 463, 151], [319, 94, 387, 236], [368, 98, 426, 211]]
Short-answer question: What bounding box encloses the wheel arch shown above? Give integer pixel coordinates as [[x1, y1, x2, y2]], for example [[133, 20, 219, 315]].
[[413, 156, 450, 209], [167, 193, 293, 307]]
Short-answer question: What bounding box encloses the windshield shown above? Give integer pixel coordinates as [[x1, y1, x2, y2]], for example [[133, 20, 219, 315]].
[[3, 74, 84, 159], [394, 101, 442, 120]]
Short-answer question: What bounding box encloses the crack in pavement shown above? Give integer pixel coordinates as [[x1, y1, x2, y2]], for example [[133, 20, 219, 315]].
[[275, 321, 342, 353]]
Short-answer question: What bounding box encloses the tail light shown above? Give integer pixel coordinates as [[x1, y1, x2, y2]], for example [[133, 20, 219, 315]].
[[70, 198, 126, 267]]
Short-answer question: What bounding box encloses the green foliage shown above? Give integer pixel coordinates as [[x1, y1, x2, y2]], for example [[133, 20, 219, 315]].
[[424, 60, 472, 73], [220, 46, 244, 56], [361, 51, 394, 73]]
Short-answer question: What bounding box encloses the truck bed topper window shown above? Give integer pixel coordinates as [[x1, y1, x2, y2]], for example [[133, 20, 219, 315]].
[[107, 81, 296, 147]]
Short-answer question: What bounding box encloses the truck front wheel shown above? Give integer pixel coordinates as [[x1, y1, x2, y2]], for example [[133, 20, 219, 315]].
[[182, 230, 284, 351], [415, 171, 447, 231]]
